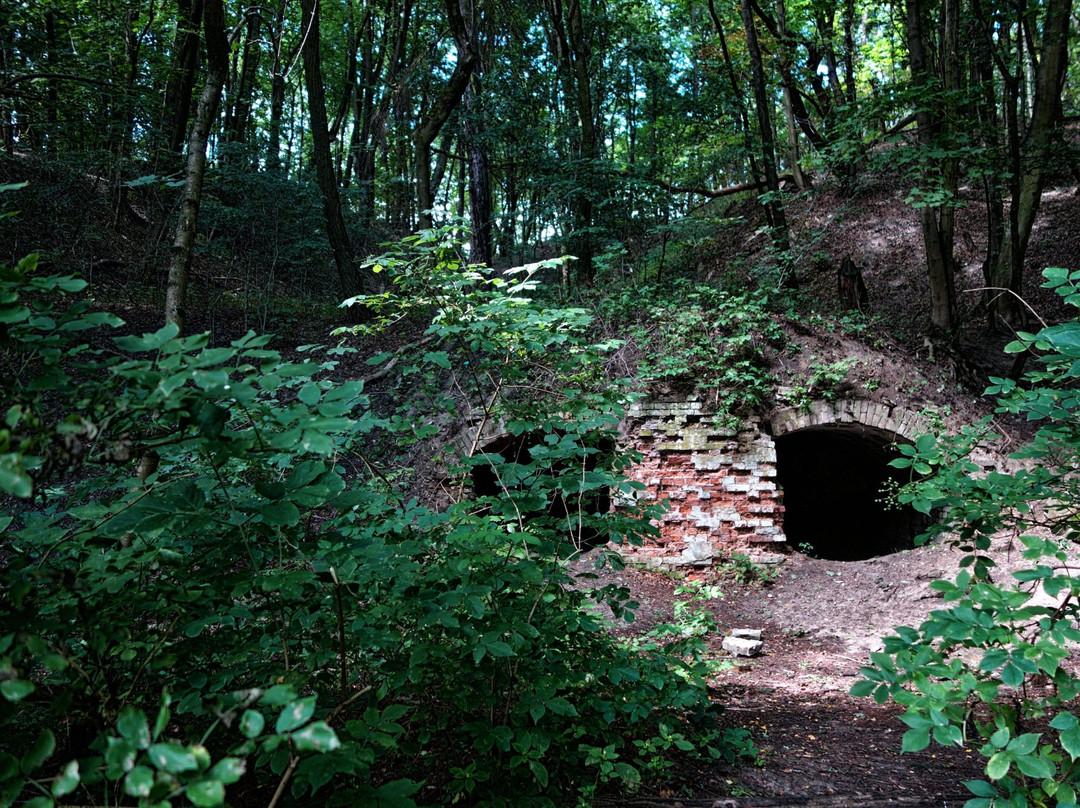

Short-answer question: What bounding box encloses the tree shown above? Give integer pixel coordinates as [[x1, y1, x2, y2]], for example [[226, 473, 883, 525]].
[[414, 0, 476, 231], [545, 0, 601, 286], [975, 0, 1073, 326], [164, 0, 229, 333], [904, 0, 961, 335], [300, 0, 366, 302], [739, 0, 790, 255]]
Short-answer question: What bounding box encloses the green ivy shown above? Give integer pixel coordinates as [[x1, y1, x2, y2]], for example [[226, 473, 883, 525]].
[[600, 280, 784, 421]]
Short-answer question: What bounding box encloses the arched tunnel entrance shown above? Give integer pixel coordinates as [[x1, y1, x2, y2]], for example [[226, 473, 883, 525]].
[[774, 424, 932, 561], [470, 431, 613, 552]]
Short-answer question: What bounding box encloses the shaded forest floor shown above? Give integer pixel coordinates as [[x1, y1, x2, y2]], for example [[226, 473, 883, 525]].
[[577, 539, 1054, 803]]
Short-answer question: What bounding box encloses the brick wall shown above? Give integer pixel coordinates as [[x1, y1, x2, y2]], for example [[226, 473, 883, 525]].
[[620, 399, 784, 567]]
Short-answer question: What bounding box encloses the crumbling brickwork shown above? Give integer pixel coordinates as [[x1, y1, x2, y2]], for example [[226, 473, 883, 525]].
[[621, 399, 784, 567]]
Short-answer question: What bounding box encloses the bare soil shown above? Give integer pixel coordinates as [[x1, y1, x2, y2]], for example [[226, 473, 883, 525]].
[[573, 538, 1045, 802]]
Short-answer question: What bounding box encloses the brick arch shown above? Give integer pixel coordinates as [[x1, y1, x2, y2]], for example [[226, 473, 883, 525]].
[[770, 400, 929, 441], [449, 413, 511, 460]]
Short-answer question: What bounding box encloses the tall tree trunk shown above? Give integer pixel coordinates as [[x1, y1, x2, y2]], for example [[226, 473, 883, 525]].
[[706, 0, 764, 185], [224, 11, 261, 152], [989, 0, 1072, 325], [44, 6, 59, 154], [905, 0, 959, 334], [842, 0, 857, 106], [776, 0, 810, 190], [161, 0, 203, 165], [462, 82, 492, 265], [739, 0, 790, 255], [414, 0, 475, 230], [300, 0, 365, 303], [545, 0, 598, 286], [164, 0, 228, 333]]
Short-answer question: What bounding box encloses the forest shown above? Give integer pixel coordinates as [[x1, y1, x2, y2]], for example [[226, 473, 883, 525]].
[[2, 0, 1080, 804]]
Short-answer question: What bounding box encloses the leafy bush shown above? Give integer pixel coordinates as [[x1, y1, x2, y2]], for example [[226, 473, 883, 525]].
[[854, 268, 1080, 808], [1, 225, 748, 807], [600, 280, 784, 422]]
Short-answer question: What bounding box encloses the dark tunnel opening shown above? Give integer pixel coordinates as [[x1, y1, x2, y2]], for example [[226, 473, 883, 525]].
[[774, 424, 932, 561], [471, 432, 613, 551]]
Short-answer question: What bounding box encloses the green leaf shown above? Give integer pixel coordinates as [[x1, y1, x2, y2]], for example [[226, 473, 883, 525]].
[[1007, 733, 1039, 756], [153, 695, 172, 740], [208, 757, 245, 785], [0, 454, 33, 498], [963, 780, 998, 798], [1061, 726, 1080, 761], [423, 351, 451, 369], [900, 727, 930, 753], [117, 707, 152, 750], [275, 697, 317, 733], [186, 778, 226, 807], [239, 710, 265, 739], [22, 798, 53, 808], [1051, 712, 1079, 731], [290, 722, 340, 753], [1014, 752, 1053, 779], [123, 766, 154, 797], [21, 729, 55, 774], [0, 679, 35, 701], [147, 743, 198, 774], [298, 382, 322, 405], [986, 752, 1011, 780], [259, 685, 297, 706], [51, 760, 80, 797], [485, 641, 515, 658], [259, 500, 301, 527], [114, 323, 180, 352]]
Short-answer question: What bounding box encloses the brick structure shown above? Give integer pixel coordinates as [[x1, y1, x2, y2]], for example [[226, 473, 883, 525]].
[[620, 399, 783, 567], [619, 398, 928, 568], [450, 395, 929, 568]]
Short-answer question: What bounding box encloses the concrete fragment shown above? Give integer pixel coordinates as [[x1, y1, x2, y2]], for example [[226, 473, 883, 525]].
[[731, 628, 762, 640], [722, 636, 763, 657]]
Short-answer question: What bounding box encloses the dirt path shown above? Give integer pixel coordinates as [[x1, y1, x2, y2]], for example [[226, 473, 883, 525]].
[[578, 544, 1015, 800]]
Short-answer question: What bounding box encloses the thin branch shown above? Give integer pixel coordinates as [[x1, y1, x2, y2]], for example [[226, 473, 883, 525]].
[[622, 172, 795, 199], [963, 286, 1048, 329]]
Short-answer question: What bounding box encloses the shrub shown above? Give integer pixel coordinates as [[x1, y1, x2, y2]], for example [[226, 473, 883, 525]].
[[855, 268, 1080, 808], [0, 224, 747, 807]]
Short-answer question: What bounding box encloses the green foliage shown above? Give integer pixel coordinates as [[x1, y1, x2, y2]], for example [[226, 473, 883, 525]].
[[721, 554, 780, 586], [1, 225, 742, 806], [601, 280, 784, 420], [855, 268, 1080, 807], [778, 357, 859, 411]]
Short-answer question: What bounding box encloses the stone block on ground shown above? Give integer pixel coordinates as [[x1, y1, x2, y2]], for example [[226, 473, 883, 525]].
[[722, 636, 763, 657], [730, 628, 762, 640]]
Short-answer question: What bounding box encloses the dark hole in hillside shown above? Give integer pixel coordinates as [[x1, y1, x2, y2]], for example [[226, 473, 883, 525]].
[[471, 432, 613, 551], [774, 424, 932, 561]]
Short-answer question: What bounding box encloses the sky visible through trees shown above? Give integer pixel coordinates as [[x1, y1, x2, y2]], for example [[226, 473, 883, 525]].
[[2, 0, 1076, 326]]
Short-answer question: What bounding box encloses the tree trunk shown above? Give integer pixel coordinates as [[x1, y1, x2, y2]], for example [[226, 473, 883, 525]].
[[161, 0, 204, 164], [905, 0, 959, 334], [776, 0, 810, 190], [224, 12, 261, 151], [989, 0, 1072, 325], [164, 0, 228, 333], [414, 0, 475, 230], [300, 0, 365, 303], [44, 6, 59, 154], [545, 0, 599, 286], [462, 83, 492, 266], [739, 0, 790, 255], [706, 0, 764, 185]]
